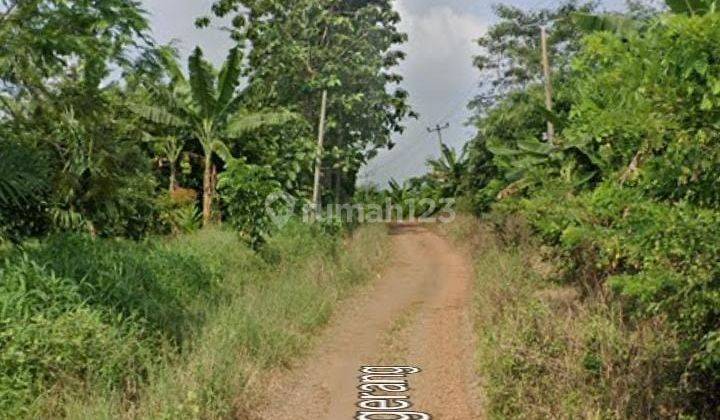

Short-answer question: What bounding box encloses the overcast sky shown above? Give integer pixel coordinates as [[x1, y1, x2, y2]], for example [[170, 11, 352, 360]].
[[141, 0, 627, 187]]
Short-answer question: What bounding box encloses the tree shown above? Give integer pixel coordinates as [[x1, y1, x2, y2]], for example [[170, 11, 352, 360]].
[[426, 144, 468, 197], [137, 47, 294, 225], [0, 0, 158, 238], [471, 0, 595, 108], [462, 2, 601, 209], [0, 0, 149, 97], [203, 0, 416, 203]]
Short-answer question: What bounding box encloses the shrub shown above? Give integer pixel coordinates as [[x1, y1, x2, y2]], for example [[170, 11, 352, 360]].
[[218, 160, 285, 247], [0, 222, 389, 418], [507, 182, 720, 413], [24, 234, 220, 344], [443, 217, 686, 418]]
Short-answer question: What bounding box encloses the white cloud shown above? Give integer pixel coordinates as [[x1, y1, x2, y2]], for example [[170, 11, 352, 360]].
[[361, 1, 488, 187], [142, 0, 233, 65]]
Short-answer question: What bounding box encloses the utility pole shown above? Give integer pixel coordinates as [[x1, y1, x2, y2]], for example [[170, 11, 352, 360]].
[[540, 25, 555, 143], [311, 89, 328, 215], [427, 122, 450, 148]]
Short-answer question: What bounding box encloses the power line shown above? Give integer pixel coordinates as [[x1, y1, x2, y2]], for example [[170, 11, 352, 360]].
[[368, 2, 564, 184], [426, 123, 450, 148], [435, 88, 472, 124]]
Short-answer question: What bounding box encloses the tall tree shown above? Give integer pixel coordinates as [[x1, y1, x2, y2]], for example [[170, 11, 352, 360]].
[[471, 0, 595, 108], [462, 1, 598, 206], [202, 0, 415, 203]]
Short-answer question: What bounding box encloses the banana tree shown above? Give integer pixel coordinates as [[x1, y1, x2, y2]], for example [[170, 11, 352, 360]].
[[487, 135, 599, 199], [137, 46, 294, 225], [426, 143, 467, 197], [387, 179, 410, 205], [143, 134, 184, 193]]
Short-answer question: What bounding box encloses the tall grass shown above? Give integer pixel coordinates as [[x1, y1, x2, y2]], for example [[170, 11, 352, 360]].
[[1, 221, 389, 419], [441, 216, 685, 419]]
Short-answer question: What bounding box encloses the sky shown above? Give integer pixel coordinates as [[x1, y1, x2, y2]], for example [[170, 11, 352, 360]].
[[141, 0, 627, 187]]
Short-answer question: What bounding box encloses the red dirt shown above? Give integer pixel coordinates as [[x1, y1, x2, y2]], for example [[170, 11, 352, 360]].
[[254, 224, 481, 419]]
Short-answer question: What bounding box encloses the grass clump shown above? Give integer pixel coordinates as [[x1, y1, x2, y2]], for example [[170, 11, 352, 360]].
[[0, 258, 152, 418]]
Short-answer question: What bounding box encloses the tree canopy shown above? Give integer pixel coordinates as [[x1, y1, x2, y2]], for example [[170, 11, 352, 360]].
[[203, 0, 416, 202]]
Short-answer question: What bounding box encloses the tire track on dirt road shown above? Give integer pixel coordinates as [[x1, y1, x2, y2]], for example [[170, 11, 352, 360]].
[[253, 224, 481, 419]]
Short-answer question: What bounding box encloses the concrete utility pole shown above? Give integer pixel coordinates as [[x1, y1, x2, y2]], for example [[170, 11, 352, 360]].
[[540, 25, 555, 143], [312, 89, 328, 214], [427, 122, 450, 148]]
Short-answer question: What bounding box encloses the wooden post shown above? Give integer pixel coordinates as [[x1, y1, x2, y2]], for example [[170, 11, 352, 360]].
[[540, 26, 555, 143], [311, 90, 328, 215], [202, 154, 213, 226]]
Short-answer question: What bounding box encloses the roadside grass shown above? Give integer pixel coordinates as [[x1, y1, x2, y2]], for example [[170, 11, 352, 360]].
[[3, 221, 389, 419], [441, 215, 685, 419]]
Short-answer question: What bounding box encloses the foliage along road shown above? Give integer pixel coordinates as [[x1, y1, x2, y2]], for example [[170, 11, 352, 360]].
[[255, 224, 482, 419]]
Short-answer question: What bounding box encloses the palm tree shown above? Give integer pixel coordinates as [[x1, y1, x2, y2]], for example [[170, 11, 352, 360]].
[[137, 46, 293, 225]]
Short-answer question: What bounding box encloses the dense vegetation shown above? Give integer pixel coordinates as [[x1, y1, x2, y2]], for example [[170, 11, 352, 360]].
[[0, 0, 405, 416], [444, 216, 684, 418], [445, 0, 720, 416], [1, 222, 389, 417], [4, 0, 720, 416], [0, 0, 412, 243]]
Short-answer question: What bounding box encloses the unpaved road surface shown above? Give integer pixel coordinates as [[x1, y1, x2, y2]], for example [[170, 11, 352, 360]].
[[255, 224, 481, 419]]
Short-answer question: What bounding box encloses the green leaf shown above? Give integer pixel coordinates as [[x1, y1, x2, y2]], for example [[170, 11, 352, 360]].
[[211, 140, 234, 162], [0, 141, 49, 206], [534, 103, 567, 131], [188, 47, 217, 119], [133, 105, 186, 127], [225, 111, 296, 137], [571, 12, 637, 34], [156, 46, 186, 86], [701, 96, 714, 111], [487, 143, 525, 157], [665, 0, 714, 14], [216, 47, 243, 116], [712, 80, 720, 95], [517, 137, 553, 155]]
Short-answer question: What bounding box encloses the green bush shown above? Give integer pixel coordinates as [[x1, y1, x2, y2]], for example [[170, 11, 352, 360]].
[[509, 182, 720, 413], [0, 229, 247, 416], [466, 11, 720, 414], [24, 234, 221, 344], [443, 217, 686, 418], [218, 160, 285, 247]]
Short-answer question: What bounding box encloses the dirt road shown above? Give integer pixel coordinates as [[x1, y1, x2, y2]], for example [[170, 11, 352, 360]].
[[255, 224, 481, 419]]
